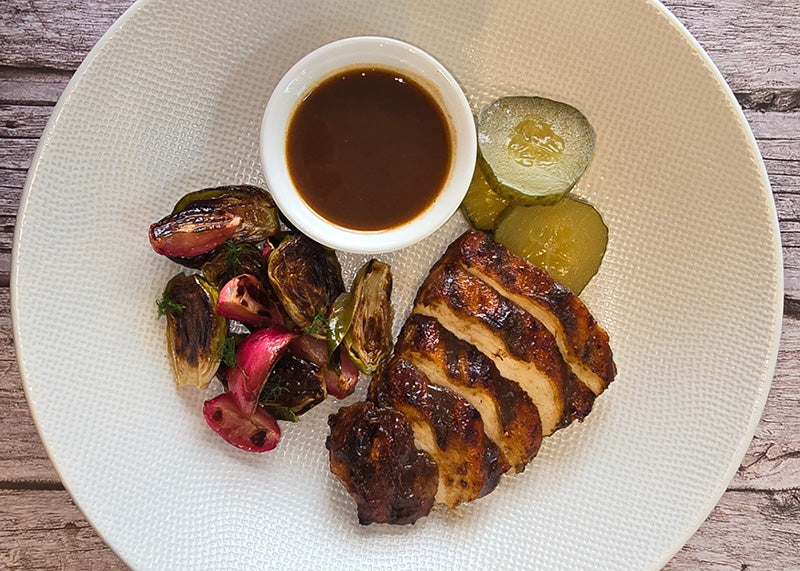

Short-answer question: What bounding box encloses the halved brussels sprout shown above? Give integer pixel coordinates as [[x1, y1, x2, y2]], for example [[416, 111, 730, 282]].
[[267, 235, 345, 331], [343, 260, 393, 375], [201, 240, 266, 289], [259, 351, 326, 417], [172, 185, 280, 242], [159, 273, 227, 389], [203, 393, 281, 452], [149, 185, 279, 265]]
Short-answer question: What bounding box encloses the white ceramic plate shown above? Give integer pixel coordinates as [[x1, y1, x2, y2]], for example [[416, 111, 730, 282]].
[[12, 0, 782, 569]]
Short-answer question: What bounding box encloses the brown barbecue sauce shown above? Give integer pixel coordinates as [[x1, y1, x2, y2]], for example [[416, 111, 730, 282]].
[[286, 68, 452, 231]]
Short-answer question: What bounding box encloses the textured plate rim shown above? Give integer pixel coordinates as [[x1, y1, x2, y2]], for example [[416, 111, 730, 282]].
[[9, 0, 784, 569], [646, 1, 783, 566]]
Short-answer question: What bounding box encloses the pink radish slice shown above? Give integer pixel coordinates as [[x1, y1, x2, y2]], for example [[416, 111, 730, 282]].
[[227, 326, 298, 416], [217, 274, 284, 327], [203, 393, 280, 452]]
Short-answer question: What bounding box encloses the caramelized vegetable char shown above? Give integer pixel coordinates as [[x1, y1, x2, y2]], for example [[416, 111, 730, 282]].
[[326, 402, 438, 525], [396, 314, 542, 472], [369, 357, 505, 507]]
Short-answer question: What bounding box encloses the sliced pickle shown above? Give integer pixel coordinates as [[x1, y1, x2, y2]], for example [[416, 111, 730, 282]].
[[494, 197, 607, 293], [460, 164, 510, 230], [477, 97, 594, 205]]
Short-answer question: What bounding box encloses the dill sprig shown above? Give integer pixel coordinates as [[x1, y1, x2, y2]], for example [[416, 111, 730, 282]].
[[303, 311, 330, 336], [216, 336, 238, 368], [222, 240, 260, 273], [259, 381, 288, 404], [156, 293, 185, 317]]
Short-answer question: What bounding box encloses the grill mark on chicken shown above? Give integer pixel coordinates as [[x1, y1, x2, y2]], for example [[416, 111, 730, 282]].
[[449, 230, 615, 394], [369, 357, 505, 507], [326, 401, 438, 525], [396, 314, 542, 472], [414, 262, 594, 434]]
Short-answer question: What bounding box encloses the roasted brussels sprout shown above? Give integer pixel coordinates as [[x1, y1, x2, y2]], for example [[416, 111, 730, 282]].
[[226, 326, 298, 416], [158, 273, 227, 389], [267, 234, 345, 331], [259, 351, 326, 418], [343, 260, 393, 375], [203, 393, 281, 452], [289, 335, 360, 399], [172, 185, 280, 242], [201, 240, 266, 289], [149, 185, 279, 264]]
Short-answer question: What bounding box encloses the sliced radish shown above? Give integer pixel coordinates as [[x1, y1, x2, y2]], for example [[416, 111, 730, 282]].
[[227, 326, 298, 416], [203, 393, 280, 452]]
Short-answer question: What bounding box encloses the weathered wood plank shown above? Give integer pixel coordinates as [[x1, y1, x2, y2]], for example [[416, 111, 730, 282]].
[[662, 0, 800, 92], [0, 105, 50, 138], [731, 316, 800, 491], [0, 0, 131, 71], [0, 489, 126, 570], [664, 489, 800, 570], [0, 67, 73, 106], [0, 138, 37, 171]]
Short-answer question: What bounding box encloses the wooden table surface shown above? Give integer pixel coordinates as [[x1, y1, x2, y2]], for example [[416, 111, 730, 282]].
[[1, 0, 798, 568]]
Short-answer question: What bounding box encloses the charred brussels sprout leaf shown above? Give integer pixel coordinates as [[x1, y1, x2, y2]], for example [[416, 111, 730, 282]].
[[343, 260, 393, 374], [161, 273, 227, 389], [267, 235, 345, 330]]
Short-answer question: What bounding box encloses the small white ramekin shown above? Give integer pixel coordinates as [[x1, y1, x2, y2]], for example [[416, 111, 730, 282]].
[[260, 36, 476, 254]]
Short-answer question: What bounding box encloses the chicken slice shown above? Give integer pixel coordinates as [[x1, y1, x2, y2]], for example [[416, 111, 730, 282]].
[[414, 262, 594, 435], [326, 402, 438, 525], [447, 230, 615, 395], [369, 357, 505, 507], [395, 314, 543, 471]]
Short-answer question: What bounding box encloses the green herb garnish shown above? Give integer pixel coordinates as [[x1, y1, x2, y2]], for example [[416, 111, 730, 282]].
[[156, 293, 185, 317], [222, 240, 260, 273], [303, 311, 330, 336], [216, 336, 238, 368], [259, 381, 288, 404]]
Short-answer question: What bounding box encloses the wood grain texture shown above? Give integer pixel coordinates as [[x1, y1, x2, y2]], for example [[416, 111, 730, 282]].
[[0, 0, 798, 569], [0, 490, 126, 570]]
